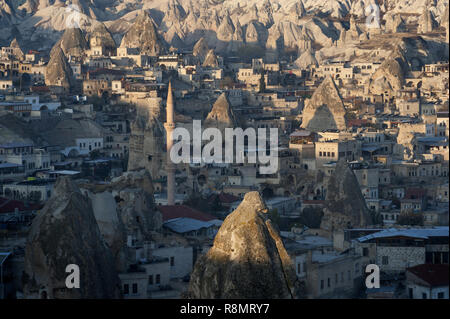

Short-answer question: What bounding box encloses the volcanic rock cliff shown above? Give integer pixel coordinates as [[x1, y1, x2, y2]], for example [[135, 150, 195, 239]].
[[188, 192, 300, 299], [23, 177, 121, 299]]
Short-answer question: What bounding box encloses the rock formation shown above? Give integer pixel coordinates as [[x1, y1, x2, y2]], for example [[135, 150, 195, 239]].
[[23, 177, 121, 299], [89, 22, 117, 52], [417, 5, 437, 34], [44, 46, 74, 92], [202, 49, 219, 68], [385, 14, 406, 33], [320, 161, 372, 233], [300, 76, 347, 132], [294, 48, 318, 69], [80, 170, 162, 271], [55, 27, 88, 57], [127, 96, 166, 181], [120, 10, 164, 56], [369, 53, 405, 96], [188, 192, 299, 299], [192, 37, 209, 63], [204, 93, 236, 134]]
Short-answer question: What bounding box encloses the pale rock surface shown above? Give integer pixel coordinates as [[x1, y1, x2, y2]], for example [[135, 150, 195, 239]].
[[188, 191, 300, 299], [320, 161, 372, 233], [204, 93, 237, 134], [23, 177, 121, 299], [300, 76, 347, 132]]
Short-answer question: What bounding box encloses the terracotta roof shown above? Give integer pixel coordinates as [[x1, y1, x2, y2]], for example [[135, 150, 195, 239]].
[[0, 197, 43, 214], [218, 193, 240, 203], [405, 188, 427, 200], [158, 205, 216, 222], [407, 264, 449, 287]]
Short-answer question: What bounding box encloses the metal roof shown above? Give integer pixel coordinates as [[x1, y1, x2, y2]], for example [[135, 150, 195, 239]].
[[0, 252, 11, 266], [163, 217, 221, 234], [356, 227, 449, 242]]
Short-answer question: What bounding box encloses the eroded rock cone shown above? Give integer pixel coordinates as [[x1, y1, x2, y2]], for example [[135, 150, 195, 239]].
[[320, 160, 372, 232], [300, 76, 347, 132], [188, 192, 299, 299], [23, 177, 121, 299]]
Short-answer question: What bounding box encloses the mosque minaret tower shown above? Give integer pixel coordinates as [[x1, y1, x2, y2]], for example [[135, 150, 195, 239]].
[[164, 81, 176, 205]]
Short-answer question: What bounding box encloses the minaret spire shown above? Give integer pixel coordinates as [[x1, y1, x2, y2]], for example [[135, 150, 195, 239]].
[[164, 81, 176, 205]]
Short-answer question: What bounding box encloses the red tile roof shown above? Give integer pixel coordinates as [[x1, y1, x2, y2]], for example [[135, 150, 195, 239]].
[[0, 197, 43, 214], [158, 205, 216, 222], [407, 264, 449, 287], [405, 188, 427, 200]]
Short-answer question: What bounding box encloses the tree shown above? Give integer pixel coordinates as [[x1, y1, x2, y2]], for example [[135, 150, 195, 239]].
[[299, 207, 323, 228]]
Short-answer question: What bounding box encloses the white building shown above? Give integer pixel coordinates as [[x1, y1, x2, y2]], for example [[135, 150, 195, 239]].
[[406, 264, 449, 299]]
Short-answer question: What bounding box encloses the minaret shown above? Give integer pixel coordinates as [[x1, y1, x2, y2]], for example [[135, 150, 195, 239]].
[[164, 81, 176, 205]]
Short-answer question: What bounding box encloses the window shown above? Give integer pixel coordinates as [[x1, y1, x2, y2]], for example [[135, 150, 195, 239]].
[[320, 280, 324, 290], [156, 274, 161, 284], [298, 263, 301, 273], [148, 275, 153, 285], [437, 292, 445, 299], [132, 283, 138, 294], [123, 284, 129, 295], [327, 278, 331, 288], [422, 293, 427, 299], [382, 256, 389, 265], [335, 274, 338, 284], [363, 248, 369, 256], [170, 257, 175, 267]]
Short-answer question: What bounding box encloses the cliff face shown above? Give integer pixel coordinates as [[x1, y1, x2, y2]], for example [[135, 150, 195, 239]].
[[320, 161, 372, 233], [23, 177, 121, 299], [300, 76, 347, 132], [369, 55, 405, 95], [81, 170, 162, 242], [120, 10, 164, 56], [188, 192, 299, 299], [56, 27, 88, 57]]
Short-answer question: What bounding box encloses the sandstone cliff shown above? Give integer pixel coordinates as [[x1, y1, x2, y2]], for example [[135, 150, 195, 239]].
[[23, 177, 121, 299], [188, 192, 300, 299]]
